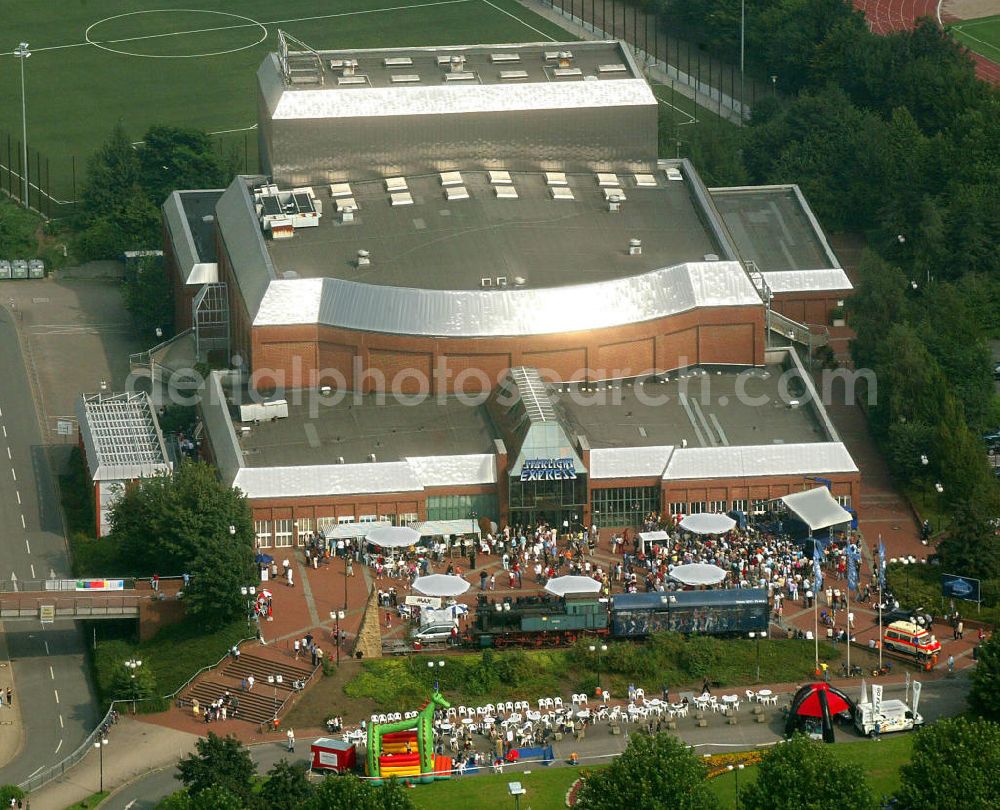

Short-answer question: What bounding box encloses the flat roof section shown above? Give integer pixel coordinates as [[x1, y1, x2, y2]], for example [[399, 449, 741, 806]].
[[235, 395, 499, 469], [179, 190, 223, 264], [709, 186, 837, 274], [265, 170, 721, 291], [289, 41, 640, 91], [554, 365, 830, 452]]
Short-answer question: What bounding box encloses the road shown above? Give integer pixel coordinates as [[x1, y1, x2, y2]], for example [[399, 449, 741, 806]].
[[0, 305, 97, 785]]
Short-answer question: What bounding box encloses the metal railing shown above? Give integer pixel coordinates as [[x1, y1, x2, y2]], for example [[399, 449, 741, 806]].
[[19, 631, 257, 795]]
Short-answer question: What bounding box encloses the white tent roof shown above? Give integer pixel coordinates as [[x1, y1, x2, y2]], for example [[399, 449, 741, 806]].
[[679, 513, 736, 535], [366, 525, 421, 548], [544, 575, 601, 596], [780, 487, 852, 531], [322, 521, 391, 539], [669, 563, 727, 586], [411, 519, 481, 537], [412, 574, 471, 598]]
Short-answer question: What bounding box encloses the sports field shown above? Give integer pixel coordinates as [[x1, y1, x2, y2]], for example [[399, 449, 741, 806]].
[[0, 0, 569, 202], [949, 14, 1000, 64]]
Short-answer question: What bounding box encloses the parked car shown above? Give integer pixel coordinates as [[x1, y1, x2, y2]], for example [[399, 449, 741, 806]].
[[409, 623, 456, 643]]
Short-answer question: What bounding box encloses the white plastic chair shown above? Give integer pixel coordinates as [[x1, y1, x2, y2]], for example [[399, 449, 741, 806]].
[[537, 698, 546, 709], [554, 697, 563, 709], [635, 688, 644, 700], [446, 707, 457, 718], [458, 706, 467, 717], [505, 701, 514, 712], [745, 690, 756, 703], [602, 690, 611, 703], [579, 694, 589, 705], [485, 703, 495, 714]]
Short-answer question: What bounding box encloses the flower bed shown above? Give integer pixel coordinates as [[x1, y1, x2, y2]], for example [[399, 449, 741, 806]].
[[704, 749, 764, 778]]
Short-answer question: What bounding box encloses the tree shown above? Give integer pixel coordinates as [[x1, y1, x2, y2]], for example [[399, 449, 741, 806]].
[[80, 122, 144, 222], [305, 775, 415, 810], [175, 732, 257, 807], [969, 635, 1000, 722], [156, 785, 246, 810], [574, 732, 718, 810], [123, 253, 175, 337], [259, 759, 315, 810], [936, 501, 1000, 584], [895, 717, 1000, 809], [139, 125, 239, 207], [108, 460, 255, 625], [740, 734, 877, 810]]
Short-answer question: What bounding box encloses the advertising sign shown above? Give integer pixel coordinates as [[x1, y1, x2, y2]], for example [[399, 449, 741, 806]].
[[871, 684, 883, 716], [405, 595, 441, 609], [941, 574, 980, 603], [39, 605, 55, 624], [520, 458, 577, 482], [75, 579, 125, 592]]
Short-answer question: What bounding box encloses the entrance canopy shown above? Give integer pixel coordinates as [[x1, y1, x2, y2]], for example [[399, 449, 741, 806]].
[[679, 513, 736, 535], [411, 519, 481, 538], [781, 487, 852, 531]]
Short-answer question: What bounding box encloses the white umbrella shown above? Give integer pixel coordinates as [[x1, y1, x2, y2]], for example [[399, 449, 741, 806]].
[[669, 563, 727, 586], [366, 525, 421, 549], [412, 574, 471, 598], [679, 513, 736, 535], [544, 575, 601, 597]]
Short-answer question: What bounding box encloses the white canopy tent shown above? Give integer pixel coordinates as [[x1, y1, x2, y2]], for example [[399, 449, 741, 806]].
[[669, 563, 728, 586], [679, 513, 736, 535], [637, 530, 669, 552], [412, 574, 471, 597], [781, 487, 852, 531], [410, 519, 481, 537], [366, 525, 421, 548], [321, 521, 391, 539], [544, 575, 602, 596]]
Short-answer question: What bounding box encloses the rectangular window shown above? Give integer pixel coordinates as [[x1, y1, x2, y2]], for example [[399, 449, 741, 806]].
[[254, 520, 272, 549], [688, 501, 706, 514], [751, 499, 768, 514], [358, 514, 378, 523], [316, 516, 337, 532], [589, 486, 660, 528], [274, 519, 293, 548], [295, 518, 313, 545], [668, 502, 687, 515], [379, 514, 395, 524], [836, 495, 852, 509], [399, 513, 419, 525], [338, 515, 356, 524], [708, 500, 727, 513], [731, 499, 748, 514]]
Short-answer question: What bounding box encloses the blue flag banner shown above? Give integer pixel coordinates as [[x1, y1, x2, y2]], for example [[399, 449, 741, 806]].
[[847, 545, 859, 592], [877, 541, 886, 590], [813, 544, 823, 592]]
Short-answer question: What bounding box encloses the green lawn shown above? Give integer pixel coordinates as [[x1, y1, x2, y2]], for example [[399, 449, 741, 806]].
[[404, 734, 914, 808], [0, 0, 569, 203], [949, 14, 1000, 65]]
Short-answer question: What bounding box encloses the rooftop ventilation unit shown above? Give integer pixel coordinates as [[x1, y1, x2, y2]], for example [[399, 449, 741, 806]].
[[499, 69, 529, 80], [330, 182, 353, 198], [368, 454, 377, 462], [494, 185, 519, 199], [335, 197, 358, 213], [496, 276, 508, 287], [337, 76, 367, 86], [201, 214, 215, 223], [666, 167, 683, 181], [357, 249, 371, 267], [596, 172, 619, 187], [545, 172, 568, 186], [544, 51, 561, 61], [704, 253, 720, 261], [491, 52, 521, 63], [385, 176, 408, 193], [598, 63, 627, 73], [603, 187, 627, 202], [445, 72, 476, 81], [391, 73, 420, 83], [629, 238, 642, 256], [557, 51, 573, 68], [550, 187, 575, 201], [608, 199, 621, 213], [513, 276, 526, 286], [481, 277, 493, 287], [439, 171, 463, 187], [445, 185, 469, 201], [489, 170, 513, 185], [449, 55, 466, 72], [634, 173, 657, 187], [553, 67, 583, 78], [390, 191, 414, 206], [384, 56, 413, 67], [337, 456, 345, 464], [282, 270, 300, 279]]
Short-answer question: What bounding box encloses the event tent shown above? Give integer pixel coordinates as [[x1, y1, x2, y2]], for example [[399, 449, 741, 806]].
[[679, 513, 736, 535], [544, 575, 602, 596], [785, 682, 856, 743], [412, 574, 471, 597], [366, 525, 421, 548], [669, 563, 727, 586], [637, 530, 669, 552], [780, 487, 852, 532], [410, 519, 481, 537]]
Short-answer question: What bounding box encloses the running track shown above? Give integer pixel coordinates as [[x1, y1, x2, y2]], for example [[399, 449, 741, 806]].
[[853, 0, 1000, 84]]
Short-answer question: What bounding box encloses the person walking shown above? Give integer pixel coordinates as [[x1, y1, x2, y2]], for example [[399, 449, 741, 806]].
[[287, 728, 295, 752], [948, 654, 955, 674], [957, 620, 964, 640], [5, 687, 11, 706]]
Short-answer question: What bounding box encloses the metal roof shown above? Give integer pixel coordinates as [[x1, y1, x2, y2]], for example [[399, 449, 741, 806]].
[[75, 392, 172, 482], [203, 372, 244, 486], [405, 455, 496, 487], [663, 442, 858, 481], [216, 179, 276, 316], [253, 260, 762, 337], [234, 462, 423, 500], [589, 446, 674, 479], [762, 269, 853, 293], [162, 190, 222, 285]]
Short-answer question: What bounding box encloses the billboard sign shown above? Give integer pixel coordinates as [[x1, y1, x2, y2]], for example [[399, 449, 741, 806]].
[[520, 458, 577, 482], [941, 574, 980, 602]]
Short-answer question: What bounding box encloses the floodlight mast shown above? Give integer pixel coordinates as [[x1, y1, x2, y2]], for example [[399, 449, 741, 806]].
[[13, 42, 30, 208]]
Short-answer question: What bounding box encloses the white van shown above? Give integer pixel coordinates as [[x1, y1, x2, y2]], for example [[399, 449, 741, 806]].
[[854, 698, 923, 737]]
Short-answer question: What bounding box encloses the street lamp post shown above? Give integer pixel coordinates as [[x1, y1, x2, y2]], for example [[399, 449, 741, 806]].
[[13, 42, 30, 208], [739, 0, 745, 122], [267, 674, 284, 724], [330, 610, 345, 665], [94, 736, 109, 792], [428, 659, 446, 691], [240, 585, 257, 630], [748, 632, 761, 682], [727, 763, 745, 809], [588, 643, 608, 692], [124, 658, 142, 714]]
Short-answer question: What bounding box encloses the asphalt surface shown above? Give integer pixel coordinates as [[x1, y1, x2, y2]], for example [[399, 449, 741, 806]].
[[101, 676, 971, 810], [0, 305, 98, 785]]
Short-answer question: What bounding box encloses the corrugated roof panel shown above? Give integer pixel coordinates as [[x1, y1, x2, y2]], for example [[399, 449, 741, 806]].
[[590, 446, 674, 479], [271, 79, 656, 120], [406, 455, 496, 486], [234, 461, 423, 499], [216, 179, 276, 316], [762, 269, 853, 293], [253, 261, 762, 336], [663, 442, 858, 481]]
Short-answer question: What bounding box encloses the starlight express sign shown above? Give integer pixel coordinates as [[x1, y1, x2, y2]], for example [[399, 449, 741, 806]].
[[520, 458, 577, 482]]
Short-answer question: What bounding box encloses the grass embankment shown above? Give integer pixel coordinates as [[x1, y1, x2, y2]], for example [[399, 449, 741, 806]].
[[286, 634, 837, 727], [406, 733, 914, 809]]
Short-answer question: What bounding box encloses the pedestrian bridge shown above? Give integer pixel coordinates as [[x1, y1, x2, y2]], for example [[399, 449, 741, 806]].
[[0, 577, 182, 624]]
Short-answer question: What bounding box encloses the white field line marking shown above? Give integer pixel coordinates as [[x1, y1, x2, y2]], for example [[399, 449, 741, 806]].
[[59, 715, 64, 728], [16, 491, 20, 504], [25, 539, 31, 554], [49, 665, 54, 680], [952, 28, 1000, 57], [480, 0, 557, 40], [54, 739, 62, 755], [30, 564, 35, 578], [0, 0, 473, 55], [53, 689, 59, 704]]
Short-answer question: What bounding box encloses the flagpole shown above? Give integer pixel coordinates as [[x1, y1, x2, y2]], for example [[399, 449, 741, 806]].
[[846, 569, 851, 674], [878, 534, 883, 671], [814, 593, 819, 671]]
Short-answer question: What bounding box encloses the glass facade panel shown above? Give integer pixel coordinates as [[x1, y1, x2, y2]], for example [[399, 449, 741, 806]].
[[591, 486, 660, 528], [426, 494, 499, 522], [274, 519, 293, 548], [255, 520, 272, 549], [731, 499, 748, 513], [668, 502, 687, 515], [708, 500, 727, 513]]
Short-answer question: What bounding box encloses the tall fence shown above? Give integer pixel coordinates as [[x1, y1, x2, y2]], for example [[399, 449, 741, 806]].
[[536, 0, 774, 120]]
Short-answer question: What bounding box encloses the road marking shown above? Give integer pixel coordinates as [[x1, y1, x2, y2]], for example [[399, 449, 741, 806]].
[[49, 665, 54, 680], [20, 514, 25, 529], [44, 641, 49, 655], [2, 424, 6, 436], [27, 766, 43, 779], [25, 539, 30, 554], [16, 490, 20, 504], [53, 689, 59, 704], [30, 564, 35, 578], [10, 468, 15, 481], [54, 739, 62, 755], [59, 714, 64, 728]]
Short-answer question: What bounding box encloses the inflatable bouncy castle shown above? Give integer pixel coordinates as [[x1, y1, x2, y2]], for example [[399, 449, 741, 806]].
[[366, 690, 453, 784]]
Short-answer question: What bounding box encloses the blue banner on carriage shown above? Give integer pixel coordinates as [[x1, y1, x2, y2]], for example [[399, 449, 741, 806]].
[[941, 574, 980, 602], [519, 458, 577, 482]]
